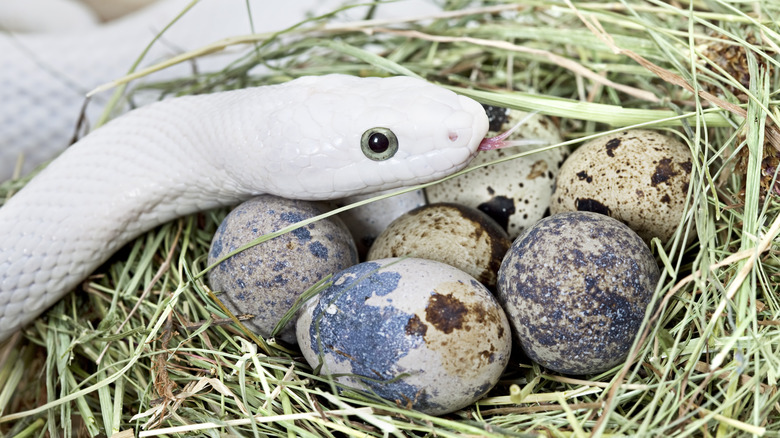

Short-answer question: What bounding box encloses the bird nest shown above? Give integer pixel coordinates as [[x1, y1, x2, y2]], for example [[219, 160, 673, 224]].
[[1, 1, 779, 436]]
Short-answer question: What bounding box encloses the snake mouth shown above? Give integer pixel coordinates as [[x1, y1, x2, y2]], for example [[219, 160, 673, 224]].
[[477, 111, 550, 151], [478, 134, 508, 151], [478, 133, 549, 152]]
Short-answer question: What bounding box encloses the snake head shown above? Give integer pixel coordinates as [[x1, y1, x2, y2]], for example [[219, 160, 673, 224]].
[[258, 75, 489, 200]]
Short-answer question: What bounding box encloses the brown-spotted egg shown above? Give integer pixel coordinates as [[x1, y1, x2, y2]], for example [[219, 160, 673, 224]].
[[426, 107, 567, 238], [367, 203, 510, 288], [497, 212, 659, 375], [297, 257, 512, 415], [208, 195, 357, 344], [551, 129, 693, 244]]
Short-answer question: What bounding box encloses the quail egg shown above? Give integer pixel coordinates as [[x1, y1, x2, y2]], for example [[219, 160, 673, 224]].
[[367, 203, 510, 288], [333, 189, 427, 258], [551, 129, 693, 244], [426, 107, 567, 238], [497, 211, 659, 375], [297, 257, 512, 415], [208, 195, 357, 344]]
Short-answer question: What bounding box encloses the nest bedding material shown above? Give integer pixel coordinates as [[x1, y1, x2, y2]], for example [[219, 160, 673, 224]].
[[1, 0, 780, 436]]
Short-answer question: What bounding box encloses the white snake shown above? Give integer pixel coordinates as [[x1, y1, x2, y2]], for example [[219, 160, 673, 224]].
[[1, 0, 440, 181], [1, 0, 257, 181], [0, 73, 490, 341]]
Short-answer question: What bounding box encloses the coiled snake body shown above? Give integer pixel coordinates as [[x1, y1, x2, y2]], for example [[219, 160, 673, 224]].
[[0, 74, 489, 341], [0, 0, 362, 181]]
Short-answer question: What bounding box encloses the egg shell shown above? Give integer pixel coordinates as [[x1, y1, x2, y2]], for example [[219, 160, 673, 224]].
[[333, 189, 427, 258], [208, 195, 357, 344], [366, 203, 510, 288], [296, 257, 512, 415], [497, 212, 659, 375], [426, 109, 567, 238], [551, 129, 693, 244]]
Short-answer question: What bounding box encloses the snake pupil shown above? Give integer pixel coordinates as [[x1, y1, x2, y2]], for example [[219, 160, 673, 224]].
[[368, 133, 389, 153]]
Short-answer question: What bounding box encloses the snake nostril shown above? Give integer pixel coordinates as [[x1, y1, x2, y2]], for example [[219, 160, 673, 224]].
[[448, 132, 459, 142]]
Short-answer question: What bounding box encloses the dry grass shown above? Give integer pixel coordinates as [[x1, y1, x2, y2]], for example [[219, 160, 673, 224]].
[[2, 0, 780, 436]]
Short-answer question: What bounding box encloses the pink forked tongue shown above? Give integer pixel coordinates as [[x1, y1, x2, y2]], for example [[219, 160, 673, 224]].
[[478, 136, 550, 151], [478, 129, 517, 151], [477, 111, 549, 151]]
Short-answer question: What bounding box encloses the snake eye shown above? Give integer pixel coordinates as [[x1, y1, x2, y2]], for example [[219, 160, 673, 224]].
[[361, 127, 398, 161]]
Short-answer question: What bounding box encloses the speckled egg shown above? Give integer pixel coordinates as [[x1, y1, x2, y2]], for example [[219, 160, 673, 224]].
[[497, 212, 659, 375], [366, 203, 510, 288], [426, 108, 567, 238], [296, 257, 512, 415], [333, 189, 427, 258], [208, 195, 357, 344], [551, 129, 693, 244]]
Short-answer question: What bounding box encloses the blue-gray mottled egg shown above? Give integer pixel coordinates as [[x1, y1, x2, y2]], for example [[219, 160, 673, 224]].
[[296, 257, 512, 415], [497, 212, 659, 375], [208, 195, 357, 344]]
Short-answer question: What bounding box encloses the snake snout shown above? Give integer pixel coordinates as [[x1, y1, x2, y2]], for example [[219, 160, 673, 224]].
[[452, 95, 490, 152], [443, 112, 477, 147]]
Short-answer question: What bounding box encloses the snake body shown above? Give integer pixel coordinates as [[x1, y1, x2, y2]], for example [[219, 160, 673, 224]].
[[1, 0, 269, 182], [0, 0, 440, 182], [1, 0, 390, 181], [0, 74, 489, 341]]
